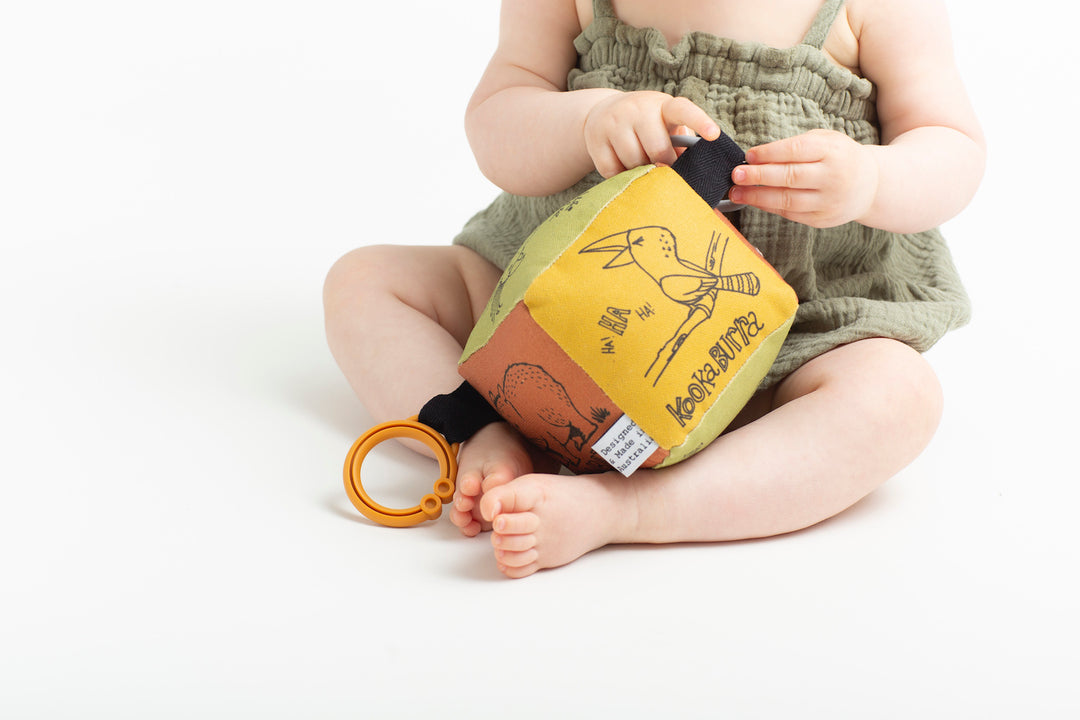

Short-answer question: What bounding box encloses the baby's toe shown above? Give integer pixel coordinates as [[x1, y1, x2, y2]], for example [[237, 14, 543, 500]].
[[453, 492, 475, 513], [495, 547, 539, 569], [491, 530, 536, 553], [492, 511, 539, 535], [498, 562, 541, 579], [480, 477, 545, 523], [449, 507, 482, 537], [457, 472, 482, 497]]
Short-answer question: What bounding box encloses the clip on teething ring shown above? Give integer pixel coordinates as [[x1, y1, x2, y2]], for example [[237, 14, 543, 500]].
[[343, 416, 459, 527]]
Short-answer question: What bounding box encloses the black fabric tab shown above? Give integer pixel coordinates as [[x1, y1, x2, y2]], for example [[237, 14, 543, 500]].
[[671, 135, 746, 208], [418, 381, 503, 445]]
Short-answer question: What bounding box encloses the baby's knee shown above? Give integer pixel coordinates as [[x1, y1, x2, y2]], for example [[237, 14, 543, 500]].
[[862, 340, 944, 440], [792, 339, 943, 440], [324, 245, 391, 303], [323, 244, 405, 323]]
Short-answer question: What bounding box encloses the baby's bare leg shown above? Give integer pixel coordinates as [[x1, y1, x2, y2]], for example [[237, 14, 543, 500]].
[[480, 338, 944, 578], [323, 244, 536, 534], [324, 245, 498, 419]]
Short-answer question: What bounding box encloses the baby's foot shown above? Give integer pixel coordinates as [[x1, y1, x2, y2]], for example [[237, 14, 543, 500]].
[[479, 472, 633, 578], [449, 422, 549, 537]]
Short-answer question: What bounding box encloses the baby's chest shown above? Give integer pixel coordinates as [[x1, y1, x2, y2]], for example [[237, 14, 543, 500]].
[[586, 0, 861, 72]]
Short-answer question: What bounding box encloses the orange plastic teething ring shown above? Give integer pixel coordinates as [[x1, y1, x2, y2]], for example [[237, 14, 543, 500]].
[[343, 417, 459, 527]]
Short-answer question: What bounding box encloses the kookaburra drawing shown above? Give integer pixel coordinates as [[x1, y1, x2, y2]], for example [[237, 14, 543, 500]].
[[580, 226, 761, 385]]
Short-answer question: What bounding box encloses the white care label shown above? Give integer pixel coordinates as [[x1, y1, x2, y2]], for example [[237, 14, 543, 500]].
[[592, 415, 659, 477]]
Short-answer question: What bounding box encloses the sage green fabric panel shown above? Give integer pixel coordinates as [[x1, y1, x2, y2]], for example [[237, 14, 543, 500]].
[[659, 313, 796, 467], [460, 165, 651, 363]]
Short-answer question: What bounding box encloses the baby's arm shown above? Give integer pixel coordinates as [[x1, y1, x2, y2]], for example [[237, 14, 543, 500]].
[[465, 0, 719, 197], [730, 0, 985, 232]]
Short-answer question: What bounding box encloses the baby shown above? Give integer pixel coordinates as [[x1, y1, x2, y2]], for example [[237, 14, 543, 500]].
[[323, 0, 985, 578]]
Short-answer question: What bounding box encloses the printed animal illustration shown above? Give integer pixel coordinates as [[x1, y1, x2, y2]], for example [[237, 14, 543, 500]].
[[489, 363, 603, 468], [582, 226, 760, 304], [488, 249, 527, 322], [581, 226, 760, 385]]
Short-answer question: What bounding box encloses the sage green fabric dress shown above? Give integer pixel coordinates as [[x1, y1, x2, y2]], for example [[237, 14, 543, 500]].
[[453, 0, 971, 387]]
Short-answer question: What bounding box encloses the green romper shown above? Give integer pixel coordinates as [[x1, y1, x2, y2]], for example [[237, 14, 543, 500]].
[[453, 0, 971, 387]]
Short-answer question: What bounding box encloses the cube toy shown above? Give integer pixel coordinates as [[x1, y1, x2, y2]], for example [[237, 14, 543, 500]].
[[458, 144, 799, 475]]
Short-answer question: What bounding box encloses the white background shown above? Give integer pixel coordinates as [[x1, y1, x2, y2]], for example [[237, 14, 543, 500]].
[[2, 1, 1078, 717]]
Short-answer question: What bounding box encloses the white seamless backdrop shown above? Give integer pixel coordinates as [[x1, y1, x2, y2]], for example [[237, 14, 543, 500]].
[[1, 1, 1077, 718]]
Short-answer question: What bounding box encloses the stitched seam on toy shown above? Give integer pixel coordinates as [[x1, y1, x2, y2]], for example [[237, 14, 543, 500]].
[[705, 314, 795, 406], [515, 302, 643, 472], [673, 312, 796, 452], [460, 168, 655, 364], [528, 165, 658, 285]]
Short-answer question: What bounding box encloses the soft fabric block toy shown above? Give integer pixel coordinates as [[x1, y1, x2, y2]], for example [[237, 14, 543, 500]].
[[456, 138, 798, 475]]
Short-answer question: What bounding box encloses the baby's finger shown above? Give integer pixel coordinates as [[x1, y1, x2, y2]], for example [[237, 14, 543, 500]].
[[636, 120, 678, 166], [593, 132, 648, 177], [610, 133, 650, 174], [587, 137, 626, 178], [662, 96, 720, 141], [746, 134, 826, 165], [732, 162, 825, 190], [729, 185, 820, 216]]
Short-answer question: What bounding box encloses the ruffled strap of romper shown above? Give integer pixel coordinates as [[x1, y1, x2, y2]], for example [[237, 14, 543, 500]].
[[592, 0, 845, 48], [592, 0, 616, 19], [802, 0, 846, 49]]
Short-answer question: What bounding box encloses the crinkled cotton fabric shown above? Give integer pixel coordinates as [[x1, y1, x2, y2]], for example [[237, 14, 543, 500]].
[[453, 0, 971, 387]]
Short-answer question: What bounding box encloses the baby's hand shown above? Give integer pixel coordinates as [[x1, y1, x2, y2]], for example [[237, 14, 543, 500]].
[[729, 129, 879, 228], [583, 91, 721, 178]]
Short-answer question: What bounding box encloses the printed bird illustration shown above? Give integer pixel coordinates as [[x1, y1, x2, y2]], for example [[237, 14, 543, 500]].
[[581, 226, 760, 304], [580, 226, 760, 385]]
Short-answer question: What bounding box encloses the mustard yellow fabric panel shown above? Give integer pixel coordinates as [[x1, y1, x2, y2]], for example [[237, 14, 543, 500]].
[[460, 165, 651, 363], [525, 166, 796, 450], [659, 313, 796, 466]]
